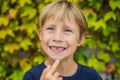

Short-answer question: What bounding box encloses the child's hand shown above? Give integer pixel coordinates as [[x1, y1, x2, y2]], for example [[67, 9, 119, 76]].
[[40, 60, 63, 80]]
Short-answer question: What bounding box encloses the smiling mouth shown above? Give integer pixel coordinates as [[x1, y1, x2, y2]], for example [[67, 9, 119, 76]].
[[49, 46, 66, 53]]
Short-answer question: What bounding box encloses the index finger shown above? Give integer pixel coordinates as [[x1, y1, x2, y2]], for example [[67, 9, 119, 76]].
[[49, 60, 60, 74]]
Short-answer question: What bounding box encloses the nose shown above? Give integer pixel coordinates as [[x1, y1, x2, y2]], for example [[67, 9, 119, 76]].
[[53, 31, 63, 42]]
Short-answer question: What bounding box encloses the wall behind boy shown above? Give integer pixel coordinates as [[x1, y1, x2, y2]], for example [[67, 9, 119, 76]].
[[0, 0, 120, 80]]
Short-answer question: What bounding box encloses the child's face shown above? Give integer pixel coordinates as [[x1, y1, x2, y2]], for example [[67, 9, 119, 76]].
[[38, 16, 83, 60]]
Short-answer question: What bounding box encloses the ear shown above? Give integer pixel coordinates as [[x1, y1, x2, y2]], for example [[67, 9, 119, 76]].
[[37, 29, 41, 41], [77, 35, 85, 46]]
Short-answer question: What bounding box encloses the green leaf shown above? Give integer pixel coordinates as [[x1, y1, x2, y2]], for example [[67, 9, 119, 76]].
[[20, 38, 33, 50], [0, 16, 9, 26], [44, 0, 56, 3], [1, 0, 9, 13], [21, 5, 37, 19], [18, 0, 32, 7], [38, 3, 45, 14], [0, 30, 7, 39], [7, 28, 15, 37], [97, 41, 110, 50], [109, 0, 120, 10], [26, 22, 37, 35], [0, 28, 15, 39], [87, 54, 104, 71], [4, 43, 20, 54], [1, 52, 8, 58], [83, 38, 95, 48], [19, 58, 32, 73], [9, 20, 19, 31], [87, 9, 97, 28], [93, 19, 106, 30], [88, 0, 102, 10], [75, 54, 86, 65], [0, 62, 6, 77], [111, 42, 119, 52], [10, 0, 17, 4], [97, 51, 111, 62], [33, 55, 44, 64], [6, 69, 23, 80], [9, 8, 18, 19], [0, 64, 4, 72], [104, 11, 116, 21], [109, 38, 119, 52]]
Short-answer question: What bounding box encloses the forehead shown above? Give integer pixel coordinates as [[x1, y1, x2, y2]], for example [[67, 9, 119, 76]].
[[44, 15, 78, 29], [44, 11, 77, 25]]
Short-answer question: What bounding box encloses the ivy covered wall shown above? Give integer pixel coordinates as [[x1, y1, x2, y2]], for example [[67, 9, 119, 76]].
[[0, 0, 120, 79]]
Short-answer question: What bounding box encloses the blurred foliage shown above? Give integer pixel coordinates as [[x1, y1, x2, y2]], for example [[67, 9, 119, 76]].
[[0, 0, 120, 79]]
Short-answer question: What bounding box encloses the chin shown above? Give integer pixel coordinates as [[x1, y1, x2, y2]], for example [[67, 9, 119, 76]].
[[50, 56, 63, 61]]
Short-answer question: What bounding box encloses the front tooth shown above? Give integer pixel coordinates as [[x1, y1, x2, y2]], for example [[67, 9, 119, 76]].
[[51, 46, 64, 51], [58, 47, 64, 51]]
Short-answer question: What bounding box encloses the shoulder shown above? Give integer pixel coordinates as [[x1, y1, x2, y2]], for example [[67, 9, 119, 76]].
[[23, 62, 46, 80], [78, 64, 102, 80], [79, 64, 97, 74]]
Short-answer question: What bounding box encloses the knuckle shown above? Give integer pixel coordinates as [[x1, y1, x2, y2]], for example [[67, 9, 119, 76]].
[[45, 73, 51, 80], [44, 75, 50, 80]]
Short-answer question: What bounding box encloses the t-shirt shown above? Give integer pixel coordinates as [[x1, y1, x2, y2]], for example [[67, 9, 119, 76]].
[[23, 62, 102, 80]]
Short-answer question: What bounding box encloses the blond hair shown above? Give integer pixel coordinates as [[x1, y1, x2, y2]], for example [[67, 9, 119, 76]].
[[39, 0, 88, 38]]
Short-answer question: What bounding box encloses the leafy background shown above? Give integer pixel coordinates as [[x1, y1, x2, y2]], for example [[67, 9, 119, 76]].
[[0, 0, 120, 80]]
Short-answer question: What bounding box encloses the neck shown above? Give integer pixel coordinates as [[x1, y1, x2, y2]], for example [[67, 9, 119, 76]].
[[45, 57, 78, 76]]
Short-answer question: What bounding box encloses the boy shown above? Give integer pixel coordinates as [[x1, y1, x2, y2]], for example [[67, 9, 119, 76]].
[[23, 0, 102, 80]]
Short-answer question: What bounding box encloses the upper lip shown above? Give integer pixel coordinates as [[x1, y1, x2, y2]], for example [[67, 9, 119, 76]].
[[49, 45, 66, 48]]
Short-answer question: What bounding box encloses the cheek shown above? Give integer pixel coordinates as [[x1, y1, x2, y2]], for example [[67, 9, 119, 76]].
[[40, 34, 48, 46], [41, 32, 50, 40], [66, 36, 79, 45]]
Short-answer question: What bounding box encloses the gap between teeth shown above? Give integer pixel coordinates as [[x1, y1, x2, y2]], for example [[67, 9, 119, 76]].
[[50, 46, 65, 51]]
